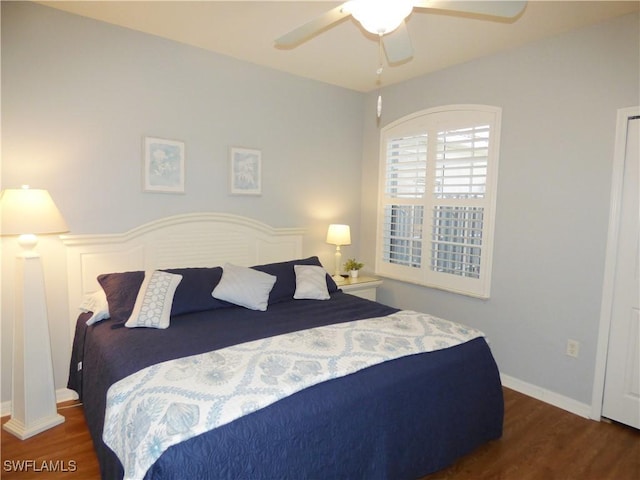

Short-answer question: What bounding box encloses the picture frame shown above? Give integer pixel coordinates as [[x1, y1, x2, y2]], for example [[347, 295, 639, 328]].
[[230, 147, 262, 195], [143, 136, 185, 194]]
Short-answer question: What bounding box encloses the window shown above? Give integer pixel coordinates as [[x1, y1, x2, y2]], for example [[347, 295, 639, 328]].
[[376, 105, 501, 298]]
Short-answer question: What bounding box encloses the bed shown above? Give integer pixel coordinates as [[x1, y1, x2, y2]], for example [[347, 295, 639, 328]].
[[63, 213, 503, 480]]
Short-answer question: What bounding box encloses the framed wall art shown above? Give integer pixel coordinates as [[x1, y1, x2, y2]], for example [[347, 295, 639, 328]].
[[143, 136, 185, 194], [230, 147, 261, 195]]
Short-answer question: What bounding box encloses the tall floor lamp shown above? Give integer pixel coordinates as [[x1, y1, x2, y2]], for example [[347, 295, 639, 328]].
[[1, 186, 68, 439], [326, 224, 351, 282]]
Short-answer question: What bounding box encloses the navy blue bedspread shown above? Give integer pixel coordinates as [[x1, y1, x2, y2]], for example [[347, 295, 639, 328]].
[[68, 292, 503, 479]]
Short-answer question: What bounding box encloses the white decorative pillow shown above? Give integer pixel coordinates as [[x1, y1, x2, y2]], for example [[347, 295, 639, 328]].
[[293, 264, 330, 300], [212, 263, 276, 311], [125, 270, 183, 329], [79, 289, 111, 326]]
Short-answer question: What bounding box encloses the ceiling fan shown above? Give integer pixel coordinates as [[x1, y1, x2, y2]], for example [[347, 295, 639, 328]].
[[275, 1, 528, 64]]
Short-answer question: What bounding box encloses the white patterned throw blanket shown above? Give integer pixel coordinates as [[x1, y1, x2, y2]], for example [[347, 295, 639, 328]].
[[103, 310, 484, 480]]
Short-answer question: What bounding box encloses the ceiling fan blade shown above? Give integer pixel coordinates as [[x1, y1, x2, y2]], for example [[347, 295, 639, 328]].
[[383, 21, 413, 64], [414, 1, 527, 19], [275, 3, 352, 48]]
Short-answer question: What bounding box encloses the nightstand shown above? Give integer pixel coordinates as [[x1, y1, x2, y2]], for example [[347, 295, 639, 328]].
[[335, 275, 383, 301]]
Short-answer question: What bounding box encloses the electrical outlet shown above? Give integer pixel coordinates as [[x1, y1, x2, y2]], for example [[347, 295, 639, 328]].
[[566, 339, 580, 358]]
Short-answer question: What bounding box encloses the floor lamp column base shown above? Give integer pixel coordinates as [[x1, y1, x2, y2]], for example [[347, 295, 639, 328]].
[[3, 413, 65, 440]]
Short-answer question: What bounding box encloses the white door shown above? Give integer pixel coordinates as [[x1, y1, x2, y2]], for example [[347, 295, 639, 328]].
[[602, 114, 640, 428]]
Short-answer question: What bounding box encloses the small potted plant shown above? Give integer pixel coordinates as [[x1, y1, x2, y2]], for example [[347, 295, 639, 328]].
[[344, 258, 364, 278]]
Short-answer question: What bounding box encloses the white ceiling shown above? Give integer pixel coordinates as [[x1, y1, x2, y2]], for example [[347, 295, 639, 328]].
[[39, 1, 639, 92]]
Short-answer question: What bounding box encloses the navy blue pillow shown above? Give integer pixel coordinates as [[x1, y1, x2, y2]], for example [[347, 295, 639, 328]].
[[97, 271, 145, 323], [252, 256, 338, 305], [164, 267, 231, 316]]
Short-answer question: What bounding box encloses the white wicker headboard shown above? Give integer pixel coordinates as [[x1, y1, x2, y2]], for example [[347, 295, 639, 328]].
[[61, 212, 305, 338]]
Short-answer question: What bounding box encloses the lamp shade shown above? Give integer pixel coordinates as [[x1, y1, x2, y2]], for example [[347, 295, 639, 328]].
[[326, 224, 351, 246], [1, 187, 68, 236]]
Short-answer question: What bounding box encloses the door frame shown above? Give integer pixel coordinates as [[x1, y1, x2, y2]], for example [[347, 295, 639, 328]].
[[591, 106, 640, 420]]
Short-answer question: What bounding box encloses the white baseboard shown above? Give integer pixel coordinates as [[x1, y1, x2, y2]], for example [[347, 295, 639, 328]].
[[501, 373, 593, 419], [0, 400, 10, 418], [56, 387, 79, 404], [1, 388, 78, 418]]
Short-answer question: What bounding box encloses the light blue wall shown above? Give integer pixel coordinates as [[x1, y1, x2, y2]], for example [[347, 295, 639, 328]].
[[361, 12, 639, 406], [1, 2, 365, 235], [1, 1, 365, 402]]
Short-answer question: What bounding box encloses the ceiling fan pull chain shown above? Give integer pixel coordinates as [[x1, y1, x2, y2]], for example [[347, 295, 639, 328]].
[[376, 34, 383, 119]]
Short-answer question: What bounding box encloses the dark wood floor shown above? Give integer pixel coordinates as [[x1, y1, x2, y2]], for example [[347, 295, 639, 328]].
[[421, 388, 639, 480], [1, 402, 99, 479], [1, 388, 638, 479]]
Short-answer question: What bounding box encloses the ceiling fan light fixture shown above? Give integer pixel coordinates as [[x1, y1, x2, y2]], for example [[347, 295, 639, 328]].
[[346, 0, 414, 36]]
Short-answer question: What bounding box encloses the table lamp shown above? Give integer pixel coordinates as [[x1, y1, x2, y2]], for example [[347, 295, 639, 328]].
[[1, 186, 68, 439], [326, 224, 351, 282]]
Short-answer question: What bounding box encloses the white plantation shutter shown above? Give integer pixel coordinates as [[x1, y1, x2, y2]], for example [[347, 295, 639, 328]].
[[381, 204, 424, 268], [435, 125, 489, 199], [376, 106, 501, 298], [385, 134, 427, 198]]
